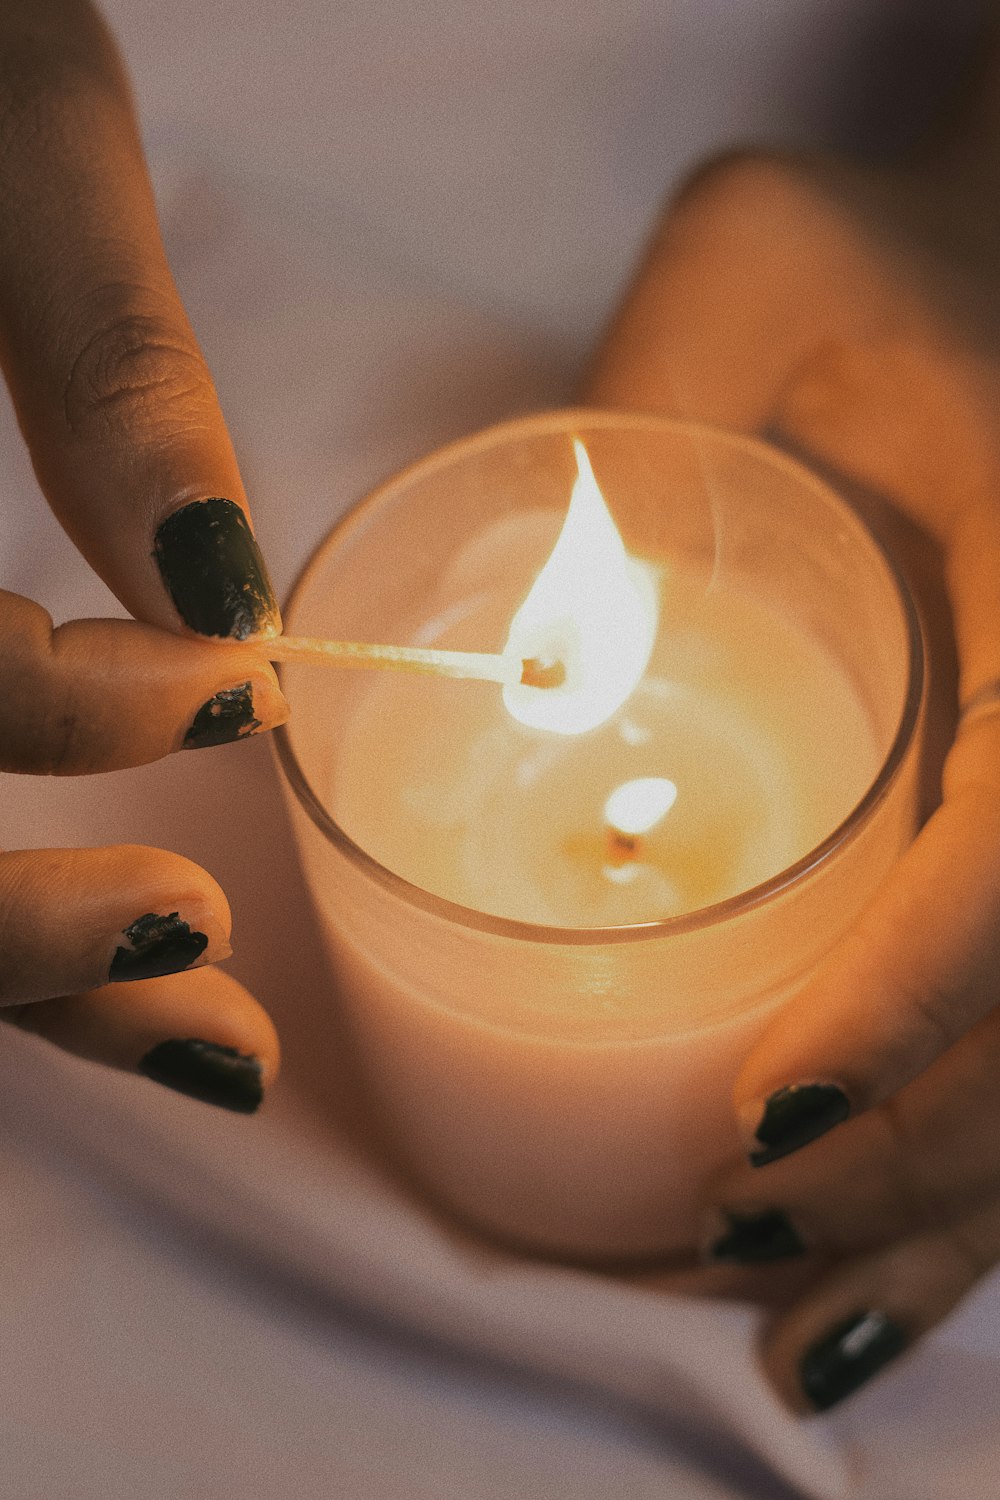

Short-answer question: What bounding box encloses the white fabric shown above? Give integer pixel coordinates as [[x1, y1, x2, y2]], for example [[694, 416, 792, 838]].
[[0, 2, 995, 1495]]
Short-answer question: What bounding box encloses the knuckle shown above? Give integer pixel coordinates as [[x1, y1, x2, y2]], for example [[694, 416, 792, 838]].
[[0, 599, 95, 775], [663, 147, 810, 232], [877, 1092, 958, 1239], [2, 675, 82, 776], [61, 305, 215, 442], [0, 850, 62, 1001], [896, 973, 965, 1069], [940, 1218, 998, 1285], [33, 681, 84, 776]]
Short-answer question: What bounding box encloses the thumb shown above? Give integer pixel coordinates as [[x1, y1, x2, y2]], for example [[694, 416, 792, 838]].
[[586, 148, 1000, 1166]]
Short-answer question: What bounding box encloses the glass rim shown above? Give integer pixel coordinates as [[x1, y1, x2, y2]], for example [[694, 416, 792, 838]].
[[274, 408, 925, 947]]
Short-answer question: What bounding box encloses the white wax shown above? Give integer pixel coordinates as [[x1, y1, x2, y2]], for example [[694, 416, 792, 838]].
[[295, 503, 913, 1259], [332, 541, 879, 927]]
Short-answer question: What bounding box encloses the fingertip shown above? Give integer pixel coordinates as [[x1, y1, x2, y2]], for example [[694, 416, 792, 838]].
[[112, 845, 234, 948], [15, 965, 281, 1111], [763, 1305, 911, 1416], [138, 1037, 265, 1114], [107, 906, 232, 983], [738, 1082, 853, 1168], [152, 497, 282, 642], [179, 669, 289, 751]]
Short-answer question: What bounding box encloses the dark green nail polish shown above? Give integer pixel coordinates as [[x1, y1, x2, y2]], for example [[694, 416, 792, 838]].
[[183, 681, 262, 749], [749, 1083, 850, 1166], [153, 497, 280, 640], [801, 1309, 907, 1411], [139, 1038, 263, 1114], [708, 1207, 806, 1264], [110, 912, 208, 982]]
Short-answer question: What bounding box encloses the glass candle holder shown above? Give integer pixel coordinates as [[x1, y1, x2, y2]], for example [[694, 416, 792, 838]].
[[275, 410, 924, 1262]]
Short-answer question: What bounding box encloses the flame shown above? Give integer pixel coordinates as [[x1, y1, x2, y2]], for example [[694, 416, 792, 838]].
[[603, 777, 677, 837], [502, 440, 659, 734]]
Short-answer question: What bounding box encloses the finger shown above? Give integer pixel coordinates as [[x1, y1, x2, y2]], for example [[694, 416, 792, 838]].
[[0, 2, 279, 639], [759, 1203, 999, 1413], [583, 151, 1000, 1170], [12, 965, 280, 1114], [703, 1009, 1000, 1270], [733, 688, 1000, 1169], [0, 590, 288, 774], [769, 327, 1000, 706], [0, 845, 233, 1004]]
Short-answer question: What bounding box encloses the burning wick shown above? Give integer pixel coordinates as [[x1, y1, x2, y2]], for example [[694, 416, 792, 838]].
[[603, 777, 678, 866], [520, 656, 566, 690], [501, 439, 659, 735]]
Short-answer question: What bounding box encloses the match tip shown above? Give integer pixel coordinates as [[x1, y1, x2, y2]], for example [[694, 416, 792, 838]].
[[520, 657, 566, 690]]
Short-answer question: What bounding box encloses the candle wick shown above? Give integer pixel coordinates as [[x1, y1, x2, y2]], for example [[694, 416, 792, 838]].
[[605, 827, 640, 866], [520, 657, 566, 690]]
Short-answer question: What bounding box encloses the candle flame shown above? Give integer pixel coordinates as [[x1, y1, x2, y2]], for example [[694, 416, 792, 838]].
[[603, 776, 678, 837], [502, 440, 659, 734]]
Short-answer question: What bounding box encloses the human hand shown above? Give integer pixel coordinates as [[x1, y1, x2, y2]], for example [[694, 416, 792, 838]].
[[587, 115, 1000, 1410], [0, 0, 286, 1112]]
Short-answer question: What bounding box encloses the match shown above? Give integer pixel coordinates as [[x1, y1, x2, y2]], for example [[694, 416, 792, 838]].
[[265, 635, 566, 690]]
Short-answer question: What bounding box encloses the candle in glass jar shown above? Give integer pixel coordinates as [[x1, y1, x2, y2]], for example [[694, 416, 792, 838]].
[[333, 444, 879, 929], [277, 412, 923, 1261]]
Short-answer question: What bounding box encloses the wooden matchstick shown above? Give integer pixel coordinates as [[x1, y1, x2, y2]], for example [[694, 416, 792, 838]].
[[264, 635, 565, 689]]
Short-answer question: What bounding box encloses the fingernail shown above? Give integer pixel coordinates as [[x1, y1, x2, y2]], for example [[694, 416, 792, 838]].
[[705, 1207, 806, 1264], [153, 497, 281, 640], [746, 1083, 850, 1167], [800, 1309, 908, 1411], [109, 912, 223, 983], [139, 1038, 263, 1114], [182, 679, 288, 750]]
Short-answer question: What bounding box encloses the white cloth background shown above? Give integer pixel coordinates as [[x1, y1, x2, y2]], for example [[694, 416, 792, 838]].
[[0, 2, 996, 1495]]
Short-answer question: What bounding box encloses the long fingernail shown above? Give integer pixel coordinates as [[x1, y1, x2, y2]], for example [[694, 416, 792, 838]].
[[800, 1309, 907, 1411], [110, 912, 226, 982], [704, 1207, 806, 1264], [745, 1083, 850, 1167], [153, 497, 281, 640], [139, 1038, 263, 1114], [182, 679, 289, 750]]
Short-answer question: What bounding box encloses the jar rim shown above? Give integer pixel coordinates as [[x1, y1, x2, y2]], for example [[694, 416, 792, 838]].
[[274, 408, 925, 947]]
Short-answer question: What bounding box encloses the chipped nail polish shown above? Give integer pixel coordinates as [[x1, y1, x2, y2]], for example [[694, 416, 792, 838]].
[[109, 912, 209, 983], [139, 1038, 263, 1114], [153, 497, 280, 640], [800, 1309, 907, 1411], [183, 681, 262, 749], [749, 1083, 850, 1167], [707, 1207, 806, 1264]]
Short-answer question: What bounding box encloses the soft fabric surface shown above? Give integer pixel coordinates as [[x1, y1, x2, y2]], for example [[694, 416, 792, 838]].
[[0, 2, 994, 1494]]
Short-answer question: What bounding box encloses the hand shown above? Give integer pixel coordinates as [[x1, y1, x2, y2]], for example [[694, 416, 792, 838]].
[[587, 93, 1000, 1409], [0, 0, 286, 1112]]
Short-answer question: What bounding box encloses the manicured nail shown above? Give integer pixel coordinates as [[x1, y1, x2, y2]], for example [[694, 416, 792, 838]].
[[705, 1207, 806, 1264], [182, 679, 288, 750], [110, 912, 215, 983], [139, 1038, 263, 1114], [747, 1083, 850, 1167], [800, 1309, 907, 1411], [153, 497, 280, 640]]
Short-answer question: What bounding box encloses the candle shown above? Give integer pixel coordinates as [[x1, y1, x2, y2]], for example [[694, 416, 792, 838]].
[[333, 444, 879, 929], [277, 411, 924, 1260]]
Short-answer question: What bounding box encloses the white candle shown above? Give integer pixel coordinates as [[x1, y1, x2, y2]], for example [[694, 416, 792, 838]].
[[277, 412, 923, 1260], [333, 544, 879, 929]]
